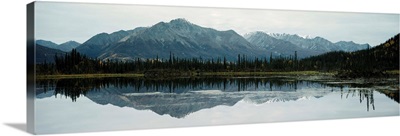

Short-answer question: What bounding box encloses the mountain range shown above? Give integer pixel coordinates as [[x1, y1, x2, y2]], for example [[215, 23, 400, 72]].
[[76, 18, 265, 61], [36, 40, 81, 52], [37, 18, 370, 62], [244, 32, 370, 58], [267, 33, 369, 52], [36, 44, 65, 63]]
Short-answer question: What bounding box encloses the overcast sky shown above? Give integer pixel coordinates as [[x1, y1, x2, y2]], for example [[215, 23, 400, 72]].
[[35, 2, 399, 46]]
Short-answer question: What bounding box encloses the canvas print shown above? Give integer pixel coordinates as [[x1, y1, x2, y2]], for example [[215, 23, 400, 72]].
[[27, 1, 400, 134]]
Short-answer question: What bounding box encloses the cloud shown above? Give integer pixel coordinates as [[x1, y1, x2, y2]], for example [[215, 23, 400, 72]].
[[35, 2, 399, 46]]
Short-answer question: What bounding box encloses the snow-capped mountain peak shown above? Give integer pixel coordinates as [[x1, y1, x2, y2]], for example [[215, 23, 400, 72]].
[[245, 32, 369, 58], [76, 18, 264, 61], [169, 18, 192, 25], [298, 34, 314, 39]]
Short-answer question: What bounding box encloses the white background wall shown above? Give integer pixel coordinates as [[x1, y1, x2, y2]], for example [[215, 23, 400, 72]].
[[0, 0, 399, 136]]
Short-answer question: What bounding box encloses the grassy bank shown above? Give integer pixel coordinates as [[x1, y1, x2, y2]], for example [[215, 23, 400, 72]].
[[385, 70, 400, 75]]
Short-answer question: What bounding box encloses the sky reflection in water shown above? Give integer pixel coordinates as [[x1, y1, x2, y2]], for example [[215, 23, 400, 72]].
[[35, 77, 399, 134]]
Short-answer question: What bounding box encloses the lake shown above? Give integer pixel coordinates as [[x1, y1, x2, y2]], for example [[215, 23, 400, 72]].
[[34, 76, 399, 134]]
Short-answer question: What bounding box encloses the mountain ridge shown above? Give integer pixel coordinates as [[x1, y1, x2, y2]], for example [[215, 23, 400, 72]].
[[42, 18, 371, 61], [80, 18, 265, 61], [244, 31, 370, 58], [36, 39, 81, 52], [58, 41, 81, 52], [265, 32, 370, 52], [35, 44, 65, 63]]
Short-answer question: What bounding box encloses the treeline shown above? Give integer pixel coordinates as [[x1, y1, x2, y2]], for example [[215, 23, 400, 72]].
[[36, 34, 399, 76], [36, 50, 304, 74], [299, 34, 399, 77]]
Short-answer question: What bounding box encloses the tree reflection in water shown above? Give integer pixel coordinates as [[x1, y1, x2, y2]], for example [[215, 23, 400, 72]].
[[36, 77, 305, 101], [340, 89, 376, 111], [36, 77, 399, 111]]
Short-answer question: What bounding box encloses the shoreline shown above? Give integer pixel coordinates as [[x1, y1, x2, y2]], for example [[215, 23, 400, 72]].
[[36, 70, 398, 79], [37, 71, 329, 79]]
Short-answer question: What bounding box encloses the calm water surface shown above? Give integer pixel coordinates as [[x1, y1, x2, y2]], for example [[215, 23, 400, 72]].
[[35, 77, 399, 134]]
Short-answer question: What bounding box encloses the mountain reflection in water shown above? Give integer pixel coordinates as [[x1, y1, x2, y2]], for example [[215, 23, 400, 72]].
[[36, 77, 399, 118]]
